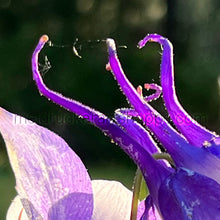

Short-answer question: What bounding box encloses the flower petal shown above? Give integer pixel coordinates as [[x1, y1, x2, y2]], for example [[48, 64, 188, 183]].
[[204, 137, 220, 158], [159, 168, 220, 220], [91, 180, 148, 220], [8, 181, 145, 220], [91, 180, 132, 220], [0, 107, 93, 219], [48, 192, 93, 220]]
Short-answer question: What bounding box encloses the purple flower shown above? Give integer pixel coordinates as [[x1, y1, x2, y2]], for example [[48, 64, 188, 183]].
[[0, 107, 145, 219], [31, 35, 220, 219]]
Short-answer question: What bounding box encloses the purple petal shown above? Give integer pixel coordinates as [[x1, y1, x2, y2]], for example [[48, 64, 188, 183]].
[[159, 168, 220, 220], [204, 137, 220, 158], [20, 198, 43, 219], [0, 107, 93, 219], [138, 34, 216, 147], [164, 138, 220, 185], [48, 193, 93, 220]]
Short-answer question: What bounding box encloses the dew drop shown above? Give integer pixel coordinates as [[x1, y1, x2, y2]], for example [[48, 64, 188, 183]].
[[203, 140, 211, 148]]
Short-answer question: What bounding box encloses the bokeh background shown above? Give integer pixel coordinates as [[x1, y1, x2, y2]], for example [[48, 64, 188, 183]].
[[0, 0, 220, 218]]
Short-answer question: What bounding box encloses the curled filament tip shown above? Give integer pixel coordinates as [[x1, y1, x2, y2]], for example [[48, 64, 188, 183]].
[[40, 35, 49, 43], [144, 83, 162, 102], [144, 83, 151, 90], [136, 83, 162, 102], [105, 62, 111, 71]]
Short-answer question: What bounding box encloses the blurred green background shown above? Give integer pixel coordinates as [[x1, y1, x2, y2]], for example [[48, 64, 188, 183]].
[[0, 0, 220, 218]]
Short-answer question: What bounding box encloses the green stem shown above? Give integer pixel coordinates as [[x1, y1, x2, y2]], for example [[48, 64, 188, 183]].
[[152, 152, 174, 166], [130, 152, 173, 220], [130, 167, 143, 220]]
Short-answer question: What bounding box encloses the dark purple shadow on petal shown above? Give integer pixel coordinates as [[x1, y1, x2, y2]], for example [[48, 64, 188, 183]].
[[138, 34, 216, 147], [48, 192, 93, 220], [21, 198, 43, 220], [158, 168, 220, 220], [205, 146, 220, 158]]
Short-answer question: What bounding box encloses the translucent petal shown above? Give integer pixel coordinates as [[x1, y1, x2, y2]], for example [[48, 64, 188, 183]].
[[92, 180, 147, 220], [91, 180, 132, 220], [0, 107, 93, 219]]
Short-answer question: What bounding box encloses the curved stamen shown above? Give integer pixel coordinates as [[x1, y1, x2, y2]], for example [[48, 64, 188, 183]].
[[137, 83, 162, 102], [138, 34, 217, 147], [32, 35, 171, 208], [107, 38, 220, 184], [144, 83, 162, 102]]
